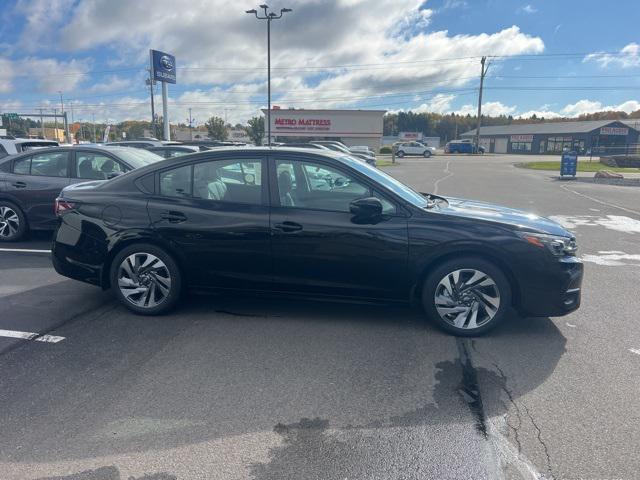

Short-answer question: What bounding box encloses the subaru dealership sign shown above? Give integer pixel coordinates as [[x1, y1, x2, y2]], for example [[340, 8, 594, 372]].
[[150, 50, 176, 84]]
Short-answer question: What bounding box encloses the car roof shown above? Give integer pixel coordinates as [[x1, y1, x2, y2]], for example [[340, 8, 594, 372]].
[[0, 145, 157, 157]]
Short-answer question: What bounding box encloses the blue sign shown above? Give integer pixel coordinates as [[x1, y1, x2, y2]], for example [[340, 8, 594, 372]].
[[560, 151, 578, 177], [150, 50, 176, 84]]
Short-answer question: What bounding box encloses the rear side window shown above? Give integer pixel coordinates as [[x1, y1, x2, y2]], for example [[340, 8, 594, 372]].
[[13, 157, 31, 174], [160, 165, 192, 197], [30, 152, 69, 177]]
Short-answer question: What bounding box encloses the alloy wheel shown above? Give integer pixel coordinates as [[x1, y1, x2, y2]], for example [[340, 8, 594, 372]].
[[433, 268, 500, 330], [117, 253, 172, 308], [0, 206, 20, 238]]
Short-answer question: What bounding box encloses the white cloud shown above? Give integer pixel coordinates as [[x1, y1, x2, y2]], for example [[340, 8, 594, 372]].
[[515, 109, 561, 119], [15, 0, 76, 52], [0, 57, 90, 94], [86, 76, 134, 94], [521, 4, 537, 14], [560, 99, 640, 116], [457, 101, 517, 116], [515, 99, 640, 119], [584, 43, 640, 69]]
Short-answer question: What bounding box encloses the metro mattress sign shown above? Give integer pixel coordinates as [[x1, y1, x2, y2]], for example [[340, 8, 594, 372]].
[[274, 118, 332, 131]]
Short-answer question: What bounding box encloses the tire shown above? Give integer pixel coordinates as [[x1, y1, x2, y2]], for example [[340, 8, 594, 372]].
[[422, 257, 511, 336], [0, 201, 27, 242], [423, 150, 431, 158], [396, 150, 405, 158], [452, 149, 459, 154], [110, 243, 182, 315]]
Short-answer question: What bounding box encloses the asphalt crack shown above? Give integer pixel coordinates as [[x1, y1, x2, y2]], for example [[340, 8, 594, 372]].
[[522, 402, 554, 479]]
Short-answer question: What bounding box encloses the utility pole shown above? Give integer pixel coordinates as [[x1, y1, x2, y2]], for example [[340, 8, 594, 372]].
[[474, 56, 488, 153], [91, 113, 96, 143], [246, 4, 292, 146], [39, 108, 45, 138], [58, 91, 69, 143], [188, 108, 193, 141], [53, 108, 58, 140], [162, 82, 169, 141]]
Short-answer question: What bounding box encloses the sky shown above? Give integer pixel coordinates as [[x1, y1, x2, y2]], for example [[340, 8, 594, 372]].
[[0, 0, 639, 126]]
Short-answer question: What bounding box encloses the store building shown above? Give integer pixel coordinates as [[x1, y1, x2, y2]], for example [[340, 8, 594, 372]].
[[461, 120, 640, 155], [262, 108, 386, 151]]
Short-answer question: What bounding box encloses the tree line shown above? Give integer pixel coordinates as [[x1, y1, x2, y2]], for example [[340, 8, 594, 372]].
[[382, 108, 640, 141]]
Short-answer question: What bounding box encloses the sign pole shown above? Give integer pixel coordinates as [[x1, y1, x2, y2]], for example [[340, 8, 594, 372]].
[[162, 82, 169, 141]]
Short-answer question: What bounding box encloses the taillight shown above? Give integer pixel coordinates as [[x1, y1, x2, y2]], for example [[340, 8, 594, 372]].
[[54, 198, 77, 216]]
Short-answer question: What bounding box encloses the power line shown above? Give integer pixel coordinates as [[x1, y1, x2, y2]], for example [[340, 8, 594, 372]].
[[4, 49, 634, 78]]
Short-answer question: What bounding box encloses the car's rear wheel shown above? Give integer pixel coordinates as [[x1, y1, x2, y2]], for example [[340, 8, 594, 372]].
[[422, 257, 511, 336], [396, 150, 405, 158], [110, 244, 182, 315], [423, 150, 431, 158], [0, 201, 27, 242]]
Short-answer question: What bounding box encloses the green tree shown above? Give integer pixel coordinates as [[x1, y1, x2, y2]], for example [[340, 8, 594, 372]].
[[206, 116, 228, 141], [244, 116, 264, 145]]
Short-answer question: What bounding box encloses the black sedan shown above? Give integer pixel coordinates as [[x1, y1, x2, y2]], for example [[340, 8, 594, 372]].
[[51, 147, 583, 336], [0, 146, 162, 241]]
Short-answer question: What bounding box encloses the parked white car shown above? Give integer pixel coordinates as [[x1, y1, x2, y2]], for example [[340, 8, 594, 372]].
[[349, 145, 376, 156], [395, 142, 436, 158], [0, 137, 60, 158]]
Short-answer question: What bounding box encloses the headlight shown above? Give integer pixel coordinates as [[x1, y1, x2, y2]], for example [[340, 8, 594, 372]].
[[517, 232, 577, 256]]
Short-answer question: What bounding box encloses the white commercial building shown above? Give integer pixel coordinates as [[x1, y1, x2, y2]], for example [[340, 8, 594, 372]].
[[262, 108, 386, 151]]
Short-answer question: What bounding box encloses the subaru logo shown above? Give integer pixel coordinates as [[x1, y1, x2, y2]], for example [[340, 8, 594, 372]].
[[160, 55, 174, 71]]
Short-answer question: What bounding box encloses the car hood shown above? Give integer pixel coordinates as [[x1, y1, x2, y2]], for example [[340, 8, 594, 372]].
[[435, 196, 571, 236]]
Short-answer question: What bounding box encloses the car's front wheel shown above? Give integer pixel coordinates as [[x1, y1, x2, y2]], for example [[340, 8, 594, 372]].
[[396, 150, 405, 158], [110, 243, 182, 315], [422, 257, 511, 336], [0, 201, 27, 242]]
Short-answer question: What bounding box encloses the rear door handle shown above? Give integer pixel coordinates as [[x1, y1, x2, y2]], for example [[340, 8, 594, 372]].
[[160, 211, 187, 223], [12, 182, 26, 188], [273, 221, 303, 233]]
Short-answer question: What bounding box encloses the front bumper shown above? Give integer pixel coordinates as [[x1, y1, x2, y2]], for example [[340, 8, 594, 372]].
[[518, 256, 584, 317]]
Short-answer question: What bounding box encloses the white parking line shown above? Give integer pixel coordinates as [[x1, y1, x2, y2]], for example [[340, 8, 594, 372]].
[[0, 248, 51, 253], [0, 329, 65, 343], [629, 348, 640, 356]]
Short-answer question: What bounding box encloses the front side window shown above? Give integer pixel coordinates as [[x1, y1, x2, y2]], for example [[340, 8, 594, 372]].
[[275, 159, 371, 212], [76, 153, 125, 179], [15, 152, 69, 177], [194, 159, 262, 204]]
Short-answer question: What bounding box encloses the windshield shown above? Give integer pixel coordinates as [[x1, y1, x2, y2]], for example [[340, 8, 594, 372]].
[[109, 147, 163, 168], [338, 155, 429, 208]]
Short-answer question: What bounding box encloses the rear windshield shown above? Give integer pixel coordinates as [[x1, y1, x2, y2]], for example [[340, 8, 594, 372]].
[[108, 148, 163, 168], [18, 142, 59, 151]]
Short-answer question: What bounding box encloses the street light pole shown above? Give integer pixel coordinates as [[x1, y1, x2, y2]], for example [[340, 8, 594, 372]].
[[246, 4, 292, 146]]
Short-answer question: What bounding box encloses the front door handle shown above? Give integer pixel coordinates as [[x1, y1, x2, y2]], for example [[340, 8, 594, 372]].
[[12, 181, 26, 188], [160, 210, 187, 223], [273, 221, 303, 233]]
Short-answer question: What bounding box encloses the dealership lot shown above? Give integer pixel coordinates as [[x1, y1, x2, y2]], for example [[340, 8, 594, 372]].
[[1, 154, 639, 479]]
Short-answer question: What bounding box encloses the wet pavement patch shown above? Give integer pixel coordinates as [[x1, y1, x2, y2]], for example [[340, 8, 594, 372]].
[[457, 338, 488, 438]]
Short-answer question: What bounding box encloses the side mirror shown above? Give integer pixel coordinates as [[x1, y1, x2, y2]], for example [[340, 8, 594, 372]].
[[350, 197, 383, 218]]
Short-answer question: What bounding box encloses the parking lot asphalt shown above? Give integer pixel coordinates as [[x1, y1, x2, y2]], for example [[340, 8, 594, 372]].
[[1, 154, 639, 479]]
